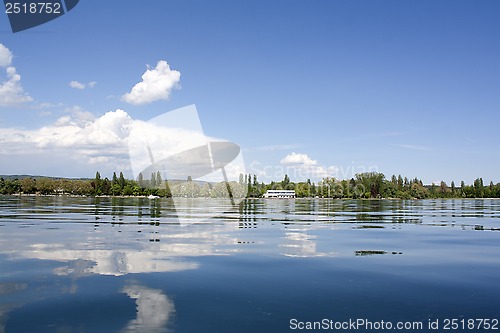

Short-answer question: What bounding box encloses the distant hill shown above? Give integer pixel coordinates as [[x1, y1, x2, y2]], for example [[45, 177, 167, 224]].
[[0, 175, 209, 183], [0, 175, 91, 181]]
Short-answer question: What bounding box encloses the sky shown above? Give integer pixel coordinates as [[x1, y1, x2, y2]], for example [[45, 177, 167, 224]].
[[0, 0, 499, 185]]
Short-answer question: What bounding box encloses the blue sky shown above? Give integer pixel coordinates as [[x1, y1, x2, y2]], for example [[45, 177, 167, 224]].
[[0, 0, 499, 184]]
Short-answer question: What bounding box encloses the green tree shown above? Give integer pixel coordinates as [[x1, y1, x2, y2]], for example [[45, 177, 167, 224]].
[[151, 172, 156, 187], [122, 185, 134, 196], [271, 182, 283, 190], [383, 180, 397, 198], [2, 179, 21, 194], [310, 183, 316, 197], [111, 183, 122, 196], [138, 173, 144, 188], [410, 182, 428, 199], [282, 174, 290, 189], [102, 178, 111, 195], [164, 180, 172, 197], [474, 178, 484, 197], [132, 185, 142, 196], [341, 179, 352, 198], [295, 182, 309, 197], [37, 178, 56, 195], [247, 174, 252, 196], [397, 175, 403, 189], [20, 177, 37, 194], [429, 183, 437, 198], [93, 171, 102, 195], [355, 172, 385, 198], [156, 171, 162, 187], [440, 181, 449, 197], [119, 172, 126, 189]]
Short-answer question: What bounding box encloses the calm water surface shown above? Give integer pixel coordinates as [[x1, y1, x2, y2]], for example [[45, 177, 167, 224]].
[[0, 196, 499, 332]]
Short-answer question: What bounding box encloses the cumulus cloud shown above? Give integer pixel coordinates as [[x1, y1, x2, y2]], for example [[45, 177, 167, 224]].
[[69, 81, 85, 89], [0, 44, 13, 67], [69, 80, 96, 89], [274, 152, 339, 180], [0, 44, 33, 106], [0, 106, 241, 179], [36, 109, 132, 149], [61, 105, 96, 125], [122, 60, 180, 105], [0, 109, 133, 175], [280, 152, 317, 166]]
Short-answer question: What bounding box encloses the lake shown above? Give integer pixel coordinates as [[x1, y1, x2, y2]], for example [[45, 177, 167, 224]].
[[0, 196, 499, 332]]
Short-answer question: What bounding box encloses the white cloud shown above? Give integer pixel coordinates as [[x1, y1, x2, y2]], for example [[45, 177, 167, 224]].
[[122, 60, 181, 105], [36, 108, 132, 149], [280, 152, 317, 165], [0, 44, 13, 67], [62, 105, 96, 125], [69, 80, 85, 89], [37, 102, 65, 109], [392, 144, 430, 151], [0, 66, 33, 106], [69, 80, 97, 89], [0, 106, 239, 178], [244, 144, 302, 152], [0, 44, 33, 107], [249, 152, 339, 181], [54, 115, 72, 126], [285, 164, 339, 180], [0, 109, 133, 176]]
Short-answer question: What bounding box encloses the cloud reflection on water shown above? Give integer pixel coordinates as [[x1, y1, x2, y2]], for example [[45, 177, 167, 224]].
[[1, 197, 500, 332], [122, 285, 175, 333]]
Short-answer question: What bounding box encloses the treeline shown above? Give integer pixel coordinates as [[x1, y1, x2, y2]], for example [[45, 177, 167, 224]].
[[1, 171, 500, 199], [0, 172, 175, 197], [258, 173, 500, 199], [0, 171, 247, 198]]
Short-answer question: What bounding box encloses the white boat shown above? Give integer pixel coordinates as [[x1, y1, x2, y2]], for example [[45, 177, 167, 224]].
[[263, 190, 296, 198], [148, 194, 160, 199]]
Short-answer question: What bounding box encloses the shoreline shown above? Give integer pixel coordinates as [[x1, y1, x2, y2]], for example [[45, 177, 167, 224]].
[[2, 194, 500, 200]]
